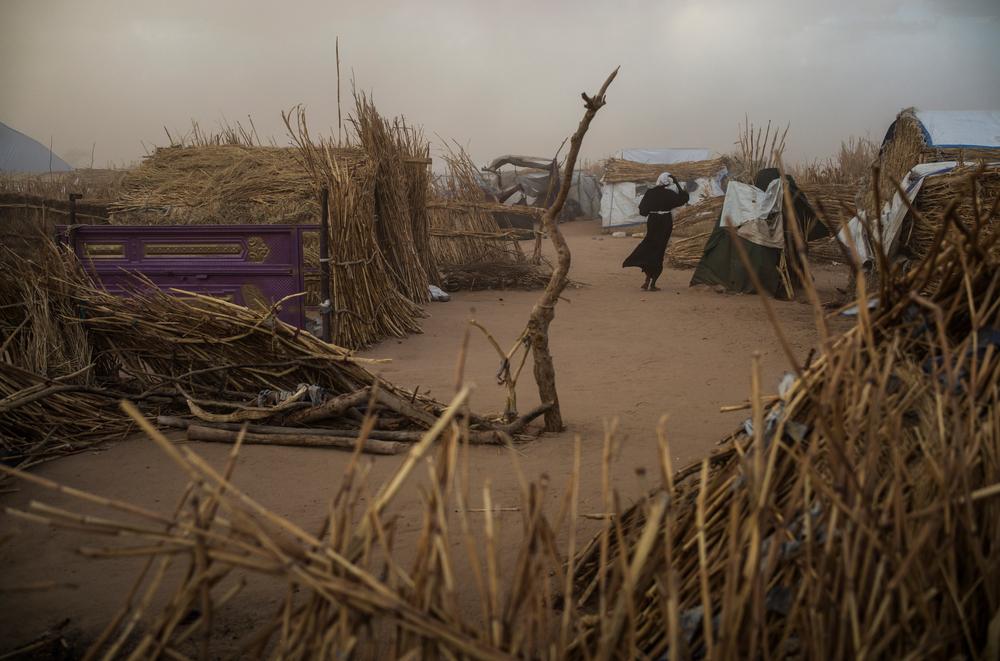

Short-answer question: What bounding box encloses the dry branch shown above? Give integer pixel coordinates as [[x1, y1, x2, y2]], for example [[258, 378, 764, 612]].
[[528, 67, 619, 432]]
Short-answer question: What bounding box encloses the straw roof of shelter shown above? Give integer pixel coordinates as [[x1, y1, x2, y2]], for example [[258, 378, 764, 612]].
[[602, 157, 729, 184], [109, 144, 365, 225]]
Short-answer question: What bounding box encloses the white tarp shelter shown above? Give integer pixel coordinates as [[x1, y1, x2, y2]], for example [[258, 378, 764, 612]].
[[0, 121, 73, 173], [600, 148, 727, 229]]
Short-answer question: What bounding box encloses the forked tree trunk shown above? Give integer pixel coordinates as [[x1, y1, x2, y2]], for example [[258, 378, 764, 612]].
[[529, 68, 619, 432]]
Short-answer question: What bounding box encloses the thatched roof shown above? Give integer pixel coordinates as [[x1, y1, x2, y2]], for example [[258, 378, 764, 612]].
[[602, 157, 728, 184], [110, 144, 365, 225]]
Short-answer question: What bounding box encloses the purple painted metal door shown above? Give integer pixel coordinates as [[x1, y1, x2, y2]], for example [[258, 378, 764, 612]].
[[60, 224, 319, 329]]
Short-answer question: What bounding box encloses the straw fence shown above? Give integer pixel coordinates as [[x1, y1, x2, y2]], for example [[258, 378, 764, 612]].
[[427, 146, 546, 291]]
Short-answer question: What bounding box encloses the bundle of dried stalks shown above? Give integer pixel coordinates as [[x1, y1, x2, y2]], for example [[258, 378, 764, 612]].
[[440, 261, 554, 292], [427, 197, 545, 219], [353, 93, 433, 302], [0, 363, 135, 467], [285, 109, 426, 347], [602, 157, 728, 184], [665, 232, 714, 269], [571, 176, 1000, 658], [397, 121, 439, 285], [727, 118, 789, 184], [792, 137, 878, 187]]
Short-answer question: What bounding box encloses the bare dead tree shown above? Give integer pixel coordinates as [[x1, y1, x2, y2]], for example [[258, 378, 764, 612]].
[[528, 67, 619, 432]]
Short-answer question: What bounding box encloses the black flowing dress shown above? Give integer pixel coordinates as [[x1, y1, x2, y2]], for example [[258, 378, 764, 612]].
[[622, 185, 690, 281]]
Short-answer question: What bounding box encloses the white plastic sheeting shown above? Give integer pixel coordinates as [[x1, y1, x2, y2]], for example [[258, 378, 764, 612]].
[[618, 148, 710, 164], [836, 161, 970, 265], [913, 111, 1000, 148], [720, 179, 786, 249], [600, 172, 726, 229]]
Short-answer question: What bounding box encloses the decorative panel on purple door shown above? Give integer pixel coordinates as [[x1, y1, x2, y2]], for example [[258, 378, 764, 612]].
[[60, 224, 318, 329]]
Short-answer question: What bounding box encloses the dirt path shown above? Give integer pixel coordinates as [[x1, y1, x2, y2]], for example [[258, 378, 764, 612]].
[[0, 220, 849, 651]]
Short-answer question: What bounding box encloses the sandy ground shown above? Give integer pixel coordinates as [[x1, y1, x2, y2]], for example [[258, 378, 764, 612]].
[[0, 220, 850, 653]]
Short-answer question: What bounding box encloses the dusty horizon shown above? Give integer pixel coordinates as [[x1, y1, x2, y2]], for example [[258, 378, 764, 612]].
[[2, 0, 998, 171]]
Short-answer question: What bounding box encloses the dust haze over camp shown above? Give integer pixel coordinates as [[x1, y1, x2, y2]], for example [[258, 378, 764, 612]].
[[1, 0, 998, 167], [3, 0, 1000, 658]]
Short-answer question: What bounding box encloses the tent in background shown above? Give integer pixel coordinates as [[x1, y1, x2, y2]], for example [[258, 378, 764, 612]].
[[484, 154, 601, 221], [600, 148, 727, 230], [0, 122, 73, 173], [691, 169, 827, 299]]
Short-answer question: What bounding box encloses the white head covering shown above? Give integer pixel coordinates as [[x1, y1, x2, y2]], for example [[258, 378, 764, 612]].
[[656, 171, 680, 193]]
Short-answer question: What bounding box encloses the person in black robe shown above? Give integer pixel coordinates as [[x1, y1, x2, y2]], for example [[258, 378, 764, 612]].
[[622, 171, 690, 290]]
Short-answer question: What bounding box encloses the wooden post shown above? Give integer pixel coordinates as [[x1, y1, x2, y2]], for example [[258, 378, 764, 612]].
[[319, 187, 332, 343], [68, 192, 82, 226]]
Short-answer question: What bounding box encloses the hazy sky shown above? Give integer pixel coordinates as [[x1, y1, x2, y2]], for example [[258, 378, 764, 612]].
[[1, 0, 998, 170]]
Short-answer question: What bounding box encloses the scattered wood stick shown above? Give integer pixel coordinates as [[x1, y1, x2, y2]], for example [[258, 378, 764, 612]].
[[283, 388, 371, 425], [185, 425, 406, 455]]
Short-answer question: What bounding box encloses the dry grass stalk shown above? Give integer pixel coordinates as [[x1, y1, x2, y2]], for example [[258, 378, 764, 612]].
[[727, 117, 789, 184], [792, 136, 878, 187]]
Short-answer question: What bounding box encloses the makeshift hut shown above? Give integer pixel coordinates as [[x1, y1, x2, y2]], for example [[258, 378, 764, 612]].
[[838, 109, 1000, 284], [690, 168, 828, 299], [426, 147, 549, 291], [484, 154, 601, 223], [600, 148, 728, 230]]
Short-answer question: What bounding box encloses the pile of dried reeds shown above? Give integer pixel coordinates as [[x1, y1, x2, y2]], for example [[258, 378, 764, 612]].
[[0, 241, 541, 467], [440, 261, 553, 292], [602, 157, 728, 184], [571, 175, 1000, 658], [666, 197, 725, 267], [110, 144, 339, 225], [792, 137, 878, 188], [0, 363, 137, 468]]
